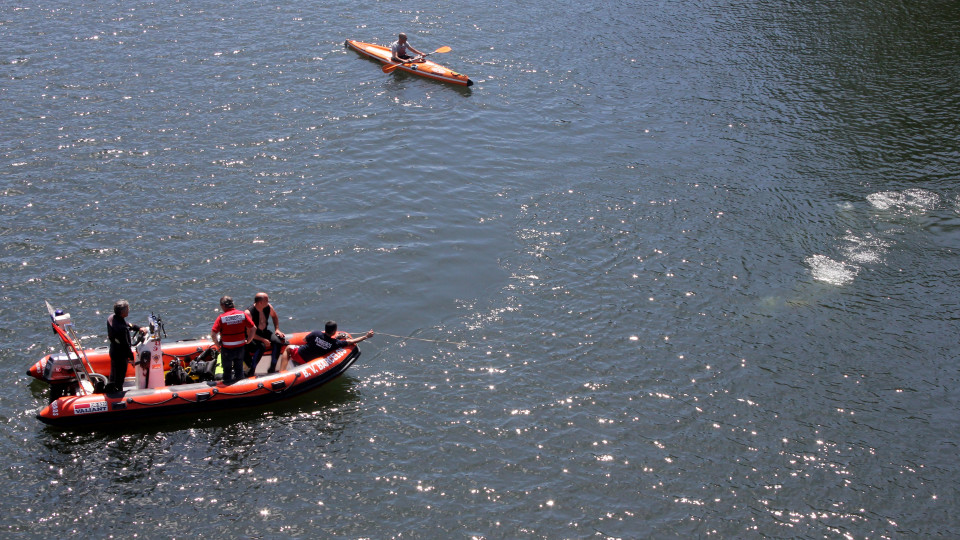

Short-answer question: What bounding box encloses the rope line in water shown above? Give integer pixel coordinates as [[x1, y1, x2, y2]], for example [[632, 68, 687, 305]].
[[346, 331, 472, 347]]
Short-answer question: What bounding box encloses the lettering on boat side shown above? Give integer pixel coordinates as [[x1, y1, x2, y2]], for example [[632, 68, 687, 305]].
[[51, 401, 59, 417], [74, 401, 108, 415], [303, 358, 328, 377], [303, 349, 347, 377]]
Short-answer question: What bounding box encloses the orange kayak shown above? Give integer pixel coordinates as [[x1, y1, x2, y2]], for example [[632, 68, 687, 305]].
[[345, 39, 473, 87]]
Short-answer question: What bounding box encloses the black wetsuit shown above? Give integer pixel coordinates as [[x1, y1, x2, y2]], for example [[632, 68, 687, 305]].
[[106, 314, 139, 391], [246, 304, 284, 373]]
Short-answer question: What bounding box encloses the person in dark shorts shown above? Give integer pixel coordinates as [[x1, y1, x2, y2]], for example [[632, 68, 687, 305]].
[[278, 321, 373, 371]]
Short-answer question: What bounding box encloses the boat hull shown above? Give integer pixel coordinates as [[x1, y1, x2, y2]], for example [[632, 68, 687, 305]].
[[36, 343, 359, 428], [345, 39, 473, 87]]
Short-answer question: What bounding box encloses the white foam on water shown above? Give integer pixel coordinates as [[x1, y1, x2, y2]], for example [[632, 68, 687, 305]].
[[806, 254, 859, 286], [902, 188, 941, 210], [841, 230, 890, 265], [866, 188, 940, 214], [809, 188, 942, 285], [866, 191, 901, 210]]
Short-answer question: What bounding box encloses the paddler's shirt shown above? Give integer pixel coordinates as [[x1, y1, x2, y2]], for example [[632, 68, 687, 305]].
[[390, 40, 413, 58]]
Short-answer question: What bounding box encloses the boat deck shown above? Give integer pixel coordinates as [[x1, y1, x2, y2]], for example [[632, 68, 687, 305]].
[[119, 352, 282, 389]]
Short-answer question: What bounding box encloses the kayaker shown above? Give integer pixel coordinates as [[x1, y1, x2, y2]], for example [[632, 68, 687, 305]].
[[106, 299, 146, 393], [244, 292, 286, 376], [211, 296, 255, 384], [278, 321, 374, 371], [390, 33, 426, 63]]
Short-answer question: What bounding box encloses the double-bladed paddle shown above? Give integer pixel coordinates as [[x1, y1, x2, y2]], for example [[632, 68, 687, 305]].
[[382, 46, 452, 73]]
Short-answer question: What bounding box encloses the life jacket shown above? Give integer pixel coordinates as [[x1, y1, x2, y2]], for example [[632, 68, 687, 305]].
[[214, 309, 251, 348]]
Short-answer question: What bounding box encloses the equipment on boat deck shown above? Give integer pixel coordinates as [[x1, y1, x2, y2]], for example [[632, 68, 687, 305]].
[[135, 314, 166, 390]]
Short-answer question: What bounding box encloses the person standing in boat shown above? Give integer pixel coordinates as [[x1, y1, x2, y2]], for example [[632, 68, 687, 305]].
[[106, 300, 146, 393], [390, 33, 426, 63], [211, 295, 255, 384], [278, 321, 374, 371], [244, 292, 286, 376]]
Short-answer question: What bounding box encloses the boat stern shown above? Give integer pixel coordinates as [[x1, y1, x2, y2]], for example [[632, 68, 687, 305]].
[[28, 352, 83, 384], [26, 355, 49, 379]]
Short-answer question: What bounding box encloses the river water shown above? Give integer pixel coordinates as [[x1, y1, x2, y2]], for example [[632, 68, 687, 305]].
[[2, 0, 959, 537]]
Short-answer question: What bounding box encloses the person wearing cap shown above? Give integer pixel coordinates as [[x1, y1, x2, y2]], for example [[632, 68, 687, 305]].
[[106, 299, 146, 393], [211, 295, 255, 384], [244, 292, 286, 375], [278, 321, 373, 372], [390, 33, 426, 63]]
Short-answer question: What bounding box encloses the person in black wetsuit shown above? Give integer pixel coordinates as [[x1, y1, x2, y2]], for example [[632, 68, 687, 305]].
[[278, 321, 373, 372], [106, 299, 145, 392], [244, 292, 286, 376]]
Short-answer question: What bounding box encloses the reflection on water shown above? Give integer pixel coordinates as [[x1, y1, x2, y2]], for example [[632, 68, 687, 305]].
[[18, 377, 363, 534]]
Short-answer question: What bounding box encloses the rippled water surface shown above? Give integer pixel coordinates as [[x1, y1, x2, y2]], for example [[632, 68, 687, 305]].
[[2, 0, 959, 537]]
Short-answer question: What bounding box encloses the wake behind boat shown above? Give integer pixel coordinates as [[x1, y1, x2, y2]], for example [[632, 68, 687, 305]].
[[32, 304, 361, 428]]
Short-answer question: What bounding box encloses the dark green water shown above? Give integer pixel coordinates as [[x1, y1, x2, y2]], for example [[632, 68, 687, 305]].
[[1, 0, 958, 537]]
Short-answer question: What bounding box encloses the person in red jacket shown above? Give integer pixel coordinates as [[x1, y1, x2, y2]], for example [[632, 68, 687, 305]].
[[211, 295, 254, 384]]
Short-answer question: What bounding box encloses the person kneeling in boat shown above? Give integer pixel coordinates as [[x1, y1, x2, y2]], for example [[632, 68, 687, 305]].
[[278, 321, 374, 371], [390, 33, 425, 63]]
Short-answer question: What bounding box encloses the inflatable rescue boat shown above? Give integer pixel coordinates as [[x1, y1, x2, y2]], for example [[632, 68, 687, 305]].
[[33, 304, 361, 428]]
